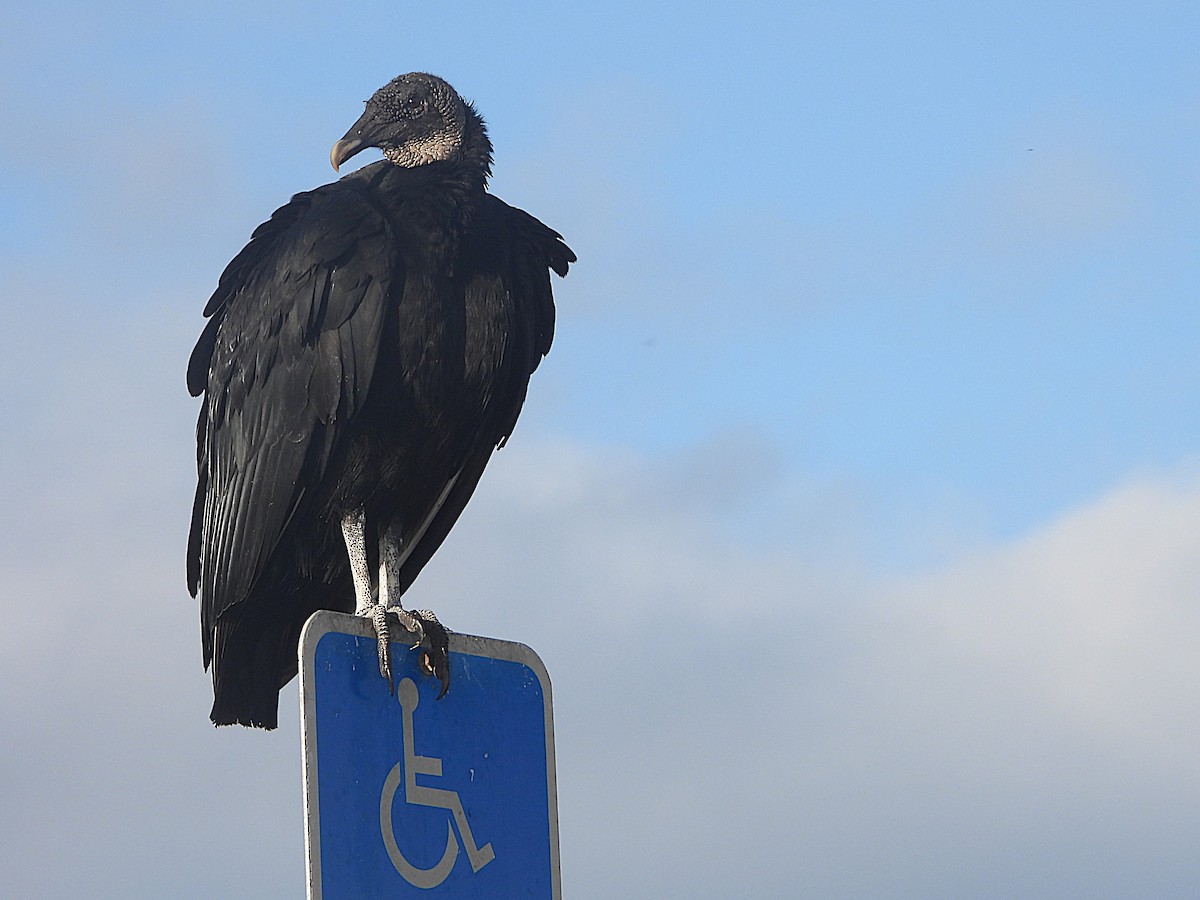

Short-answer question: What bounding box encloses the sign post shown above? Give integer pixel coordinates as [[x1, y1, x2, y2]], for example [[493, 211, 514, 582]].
[[299, 611, 560, 898]]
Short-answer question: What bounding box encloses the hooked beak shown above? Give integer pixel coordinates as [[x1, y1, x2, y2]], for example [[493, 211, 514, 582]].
[[330, 137, 364, 172], [330, 107, 378, 172]]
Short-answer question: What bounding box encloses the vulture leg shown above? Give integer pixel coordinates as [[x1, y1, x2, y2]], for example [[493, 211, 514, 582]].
[[380, 521, 452, 699], [340, 511, 450, 697], [341, 509, 413, 693]]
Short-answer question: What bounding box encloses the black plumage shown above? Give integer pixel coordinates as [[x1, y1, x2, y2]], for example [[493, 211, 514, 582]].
[[187, 73, 574, 728]]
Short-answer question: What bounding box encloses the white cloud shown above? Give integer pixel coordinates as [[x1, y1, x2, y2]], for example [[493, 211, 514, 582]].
[[894, 472, 1200, 752]]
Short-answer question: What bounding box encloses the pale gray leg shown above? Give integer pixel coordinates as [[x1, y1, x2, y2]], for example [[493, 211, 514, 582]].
[[379, 522, 449, 690], [379, 520, 425, 647], [342, 509, 399, 690], [378, 520, 403, 610], [340, 511, 430, 692], [340, 509, 373, 614]]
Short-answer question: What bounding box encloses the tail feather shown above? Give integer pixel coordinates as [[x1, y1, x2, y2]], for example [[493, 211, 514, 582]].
[[209, 613, 297, 729]]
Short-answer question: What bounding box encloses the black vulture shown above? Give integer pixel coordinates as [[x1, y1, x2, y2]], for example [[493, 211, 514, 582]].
[[186, 73, 574, 729]]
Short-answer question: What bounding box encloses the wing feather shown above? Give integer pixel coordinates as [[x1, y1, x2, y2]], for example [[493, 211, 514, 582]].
[[188, 184, 400, 665], [396, 196, 573, 586]]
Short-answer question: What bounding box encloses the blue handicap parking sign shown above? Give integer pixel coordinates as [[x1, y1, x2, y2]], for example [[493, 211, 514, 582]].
[[299, 611, 560, 899]]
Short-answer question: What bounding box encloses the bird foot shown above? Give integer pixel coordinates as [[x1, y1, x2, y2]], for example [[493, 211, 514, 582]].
[[355, 604, 450, 698]]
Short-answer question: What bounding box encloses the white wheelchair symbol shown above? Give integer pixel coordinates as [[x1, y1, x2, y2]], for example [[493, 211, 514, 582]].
[[379, 677, 495, 889]]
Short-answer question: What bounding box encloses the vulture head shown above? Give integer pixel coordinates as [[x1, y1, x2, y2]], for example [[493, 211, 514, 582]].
[[330, 72, 490, 174]]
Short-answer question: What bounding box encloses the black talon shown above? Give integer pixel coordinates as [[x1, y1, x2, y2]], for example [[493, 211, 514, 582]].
[[413, 611, 451, 699], [381, 646, 395, 696]]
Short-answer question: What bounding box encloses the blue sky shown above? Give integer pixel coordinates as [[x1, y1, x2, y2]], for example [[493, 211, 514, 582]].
[[2, 1, 1199, 897]]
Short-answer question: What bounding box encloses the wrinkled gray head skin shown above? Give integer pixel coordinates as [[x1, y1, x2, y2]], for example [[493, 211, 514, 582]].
[[331, 73, 471, 171]]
